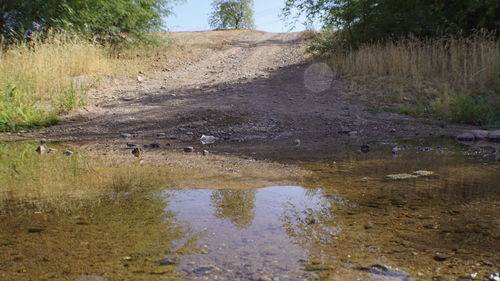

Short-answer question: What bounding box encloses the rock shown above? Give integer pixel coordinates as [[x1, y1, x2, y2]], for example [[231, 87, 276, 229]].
[[387, 173, 418, 180], [355, 264, 409, 278], [184, 146, 194, 153], [35, 145, 47, 155], [47, 148, 57, 153], [132, 148, 142, 158], [391, 146, 401, 154], [412, 170, 434, 176], [294, 139, 301, 146], [487, 273, 500, 281], [456, 133, 475, 141], [465, 272, 478, 279], [348, 131, 358, 136], [75, 275, 108, 281], [156, 133, 167, 137], [470, 130, 489, 140], [488, 130, 500, 142], [63, 151, 74, 156], [361, 144, 371, 153], [40, 139, 47, 144], [121, 97, 134, 101], [120, 133, 132, 138], [28, 228, 43, 233], [304, 264, 336, 271], [143, 142, 160, 149], [159, 256, 178, 266], [200, 135, 217, 145], [364, 222, 374, 229], [250, 273, 272, 281], [434, 252, 451, 261], [192, 266, 213, 275], [390, 128, 396, 133], [137, 76, 143, 83], [126, 143, 136, 147], [122, 256, 133, 261], [202, 150, 209, 156]]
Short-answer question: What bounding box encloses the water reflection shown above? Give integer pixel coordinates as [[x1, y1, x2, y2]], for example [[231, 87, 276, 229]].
[[210, 190, 256, 228]]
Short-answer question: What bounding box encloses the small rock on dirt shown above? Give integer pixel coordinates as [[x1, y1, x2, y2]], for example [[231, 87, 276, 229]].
[[469, 130, 489, 140], [251, 273, 272, 281], [434, 252, 452, 261], [456, 133, 475, 141], [159, 256, 178, 266], [488, 130, 500, 142], [75, 275, 108, 281], [361, 144, 370, 153], [143, 142, 160, 149], [63, 151, 74, 156], [120, 133, 132, 138], [202, 150, 209, 156], [184, 146, 194, 153]]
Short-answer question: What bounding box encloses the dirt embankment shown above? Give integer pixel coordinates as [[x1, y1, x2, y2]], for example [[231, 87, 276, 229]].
[[11, 30, 478, 161]]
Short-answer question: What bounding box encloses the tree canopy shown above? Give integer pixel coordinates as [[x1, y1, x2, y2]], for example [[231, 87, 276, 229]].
[[0, 0, 181, 43], [282, 0, 500, 47], [209, 0, 255, 30]]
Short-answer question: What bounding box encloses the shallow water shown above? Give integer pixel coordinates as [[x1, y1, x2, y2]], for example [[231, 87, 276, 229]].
[[0, 140, 499, 281]]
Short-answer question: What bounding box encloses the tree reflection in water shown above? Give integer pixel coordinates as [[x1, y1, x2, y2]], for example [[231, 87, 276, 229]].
[[210, 190, 256, 228]]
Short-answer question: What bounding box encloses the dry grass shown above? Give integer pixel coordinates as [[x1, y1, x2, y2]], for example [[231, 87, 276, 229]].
[[0, 142, 174, 212], [329, 34, 500, 126], [0, 32, 198, 131]]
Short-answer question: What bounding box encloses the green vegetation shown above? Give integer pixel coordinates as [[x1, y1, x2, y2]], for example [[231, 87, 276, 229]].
[[209, 0, 255, 30], [283, 1, 500, 126], [0, 0, 182, 45]]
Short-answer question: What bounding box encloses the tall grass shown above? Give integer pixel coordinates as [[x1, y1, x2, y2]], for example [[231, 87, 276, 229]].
[[328, 33, 500, 126], [0, 32, 179, 132], [0, 34, 111, 131]]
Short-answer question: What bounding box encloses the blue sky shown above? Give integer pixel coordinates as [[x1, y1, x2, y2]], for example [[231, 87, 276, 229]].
[[165, 0, 315, 32]]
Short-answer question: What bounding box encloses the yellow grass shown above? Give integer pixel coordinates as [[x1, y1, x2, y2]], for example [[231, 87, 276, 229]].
[[328, 34, 500, 125], [0, 32, 192, 131]]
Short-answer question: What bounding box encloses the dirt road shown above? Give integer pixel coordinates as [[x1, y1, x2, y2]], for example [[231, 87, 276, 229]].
[[36, 30, 472, 160]]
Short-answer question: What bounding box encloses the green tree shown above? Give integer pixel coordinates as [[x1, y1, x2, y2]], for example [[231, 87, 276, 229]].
[[210, 190, 256, 228], [282, 0, 500, 47], [0, 0, 182, 43], [209, 0, 255, 30]]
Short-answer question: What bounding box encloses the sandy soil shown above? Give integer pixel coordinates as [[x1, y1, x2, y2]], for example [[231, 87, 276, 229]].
[[10, 30, 476, 161]]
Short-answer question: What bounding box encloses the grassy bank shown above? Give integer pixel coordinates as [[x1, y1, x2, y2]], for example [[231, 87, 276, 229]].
[[0, 33, 182, 132], [321, 33, 500, 127]]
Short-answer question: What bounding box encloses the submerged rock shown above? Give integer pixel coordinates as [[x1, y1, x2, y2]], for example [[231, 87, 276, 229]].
[[387, 173, 418, 180], [412, 170, 434, 176]]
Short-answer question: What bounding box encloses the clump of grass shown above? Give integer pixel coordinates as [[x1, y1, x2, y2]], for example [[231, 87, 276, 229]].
[[326, 33, 500, 126], [0, 33, 109, 131], [0, 142, 173, 212]]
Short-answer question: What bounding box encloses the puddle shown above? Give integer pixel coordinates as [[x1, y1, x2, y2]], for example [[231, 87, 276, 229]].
[[164, 186, 415, 280], [164, 187, 332, 280], [0, 140, 499, 281]]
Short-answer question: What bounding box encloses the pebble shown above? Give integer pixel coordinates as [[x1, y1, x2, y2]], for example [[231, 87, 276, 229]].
[[120, 133, 132, 138], [294, 139, 301, 146], [63, 151, 74, 156], [202, 150, 209, 156], [361, 144, 371, 153], [434, 252, 451, 261], [456, 133, 475, 141], [131, 148, 142, 157], [251, 273, 272, 281], [143, 142, 160, 149], [35, 145, 47, 154], [184, 146, 194, 153]]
